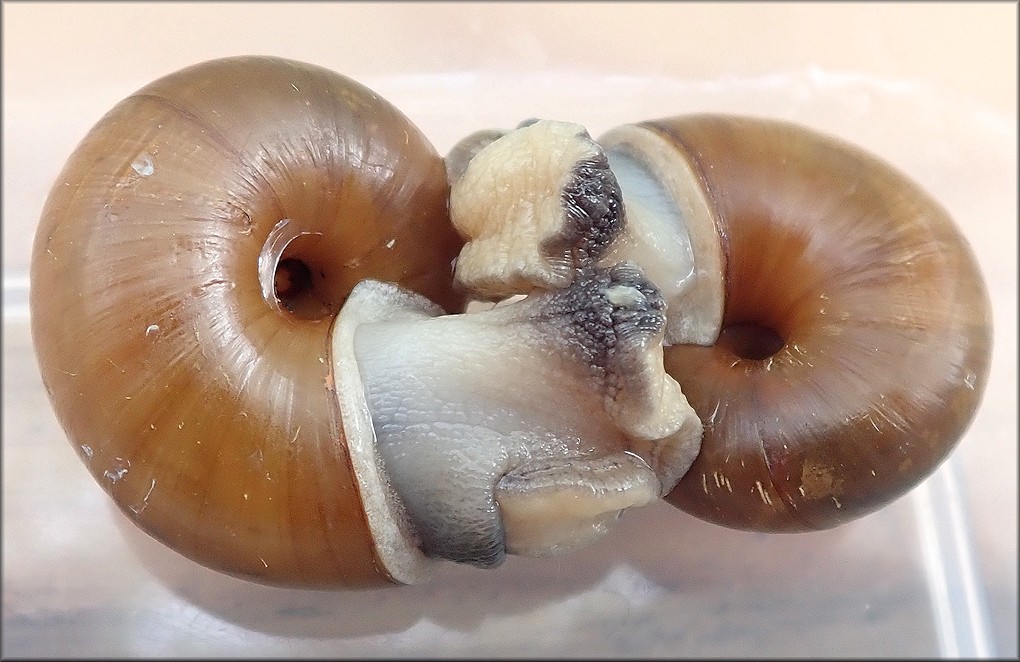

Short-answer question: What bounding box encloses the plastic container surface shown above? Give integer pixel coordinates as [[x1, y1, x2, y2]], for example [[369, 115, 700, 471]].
[[3, 68, 1016, 658]]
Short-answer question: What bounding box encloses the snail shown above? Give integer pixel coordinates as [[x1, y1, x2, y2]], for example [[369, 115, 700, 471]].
[[30, 56, 702, 588], [31, 56, 993, 589], [449, 115, 993, 534], [31, 56, 461, 587]]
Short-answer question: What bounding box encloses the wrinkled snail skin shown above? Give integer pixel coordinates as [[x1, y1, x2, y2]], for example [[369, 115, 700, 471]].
[[346, 263, 701, 569], [623, 115, 993, 532], [30, 56, 465, 587]]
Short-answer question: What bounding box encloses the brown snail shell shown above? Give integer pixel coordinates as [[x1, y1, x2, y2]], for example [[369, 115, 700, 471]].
[[599, 114, 993, 532], [30, 56, 464, 587]]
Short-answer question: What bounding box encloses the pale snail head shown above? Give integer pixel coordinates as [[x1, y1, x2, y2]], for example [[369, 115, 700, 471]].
[[30, 56, 993, 588]]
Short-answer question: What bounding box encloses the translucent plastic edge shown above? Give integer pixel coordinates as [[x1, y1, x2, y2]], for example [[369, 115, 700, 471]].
[[912, 454, 997, 658], [3, 272, 29, 321]]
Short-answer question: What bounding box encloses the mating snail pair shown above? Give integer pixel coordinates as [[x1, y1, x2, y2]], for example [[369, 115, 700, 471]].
[[30, 56, 992, 588]]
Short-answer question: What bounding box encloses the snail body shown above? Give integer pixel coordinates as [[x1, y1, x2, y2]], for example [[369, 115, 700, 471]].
[[32, 57, 703, 587]]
